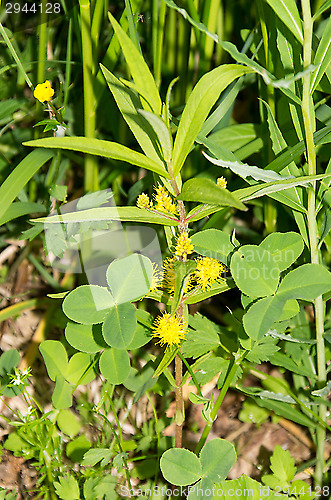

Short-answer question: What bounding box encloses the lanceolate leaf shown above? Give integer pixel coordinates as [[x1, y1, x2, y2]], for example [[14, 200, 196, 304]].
[[172, 64, 252, 176], [108, 13, 162, 115], [310, 16, 331, 93], [138, 109, 172, 162], [264, 0, 303, 44], [0, 149, 53, 222], [178, 178, 247, 211], [101, 65, 165, 167], [32, 207, 180, 226], [185, 173, 331, 222], [203, 151, 291, 183], [23, 136, 168, 178]]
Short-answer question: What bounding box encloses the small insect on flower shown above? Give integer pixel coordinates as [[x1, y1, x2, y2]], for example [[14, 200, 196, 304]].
[[195, 256, 226, 290], [175, 232, 194, 259], [154, 185, 177, 214], [152, 312, 187, 347], [217, 177, 227, 189], [33, 80, 55, 103], [136, 193, 153, 209]]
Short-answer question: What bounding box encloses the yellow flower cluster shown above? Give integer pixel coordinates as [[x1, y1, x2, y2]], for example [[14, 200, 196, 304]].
[[33, 80, 54, 103], [195, 257, 226, 290], [136, 193, 152, 209], [154, 185, 177, 214], [152, 312, 187, 347], [217, 176, 227, 189], [175, 232, 194, 259]]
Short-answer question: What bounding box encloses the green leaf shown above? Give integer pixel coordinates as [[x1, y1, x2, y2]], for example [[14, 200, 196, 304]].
[[220, 41, 300, 105], [200, 438, 236, 482], [245, 337, 280, 363], [276, 299, 299, 321], [276, 263, 331, 300], [182, 330, 220, 358], [66, 353, 95, 385], [269, 445, 296, 483], [100, 65, 165, 167], [239, 399, 270, 424], [62, 285, 114, 325], [182, 315, 220, 358], [214, 474, 288, 499], [311, 16, 331, 93], [23, 136, 168, 177], [106, 254, 153, 303], [39, 340, 68, 382], [138, 109, 172, 162], [259, 232, 304, 271], [184, 280, 233, 304], [108, 13, 162, 115], [313, 0, 331, 21], [65, 323, 107, 353], [0, 202, 47, 226], [52, 375, 73, 409], [153, 346, 179, 378], [268, 352, 316, 378], [191, 229, 234, 265], [53, 474, 80, 500], [32, 206, 180, 226], [99, 348, 130, 384], [0, 349, 20, 397], [230, 245, 281, 297], [160, 448, 202, 486], [82, 448, 113, 467], [203, 151, 291, 182], [123, 362, 157, 396], [57, 410, 81, 438], [264, 0, 303, 44], [66, 435, 91, 463], [126, 323, 152, 350], [172, 64, 252, 175], [102, 303, 137, 349], [253, 397, 315, 428], [234, 173, 331, 207], [243, 296, 285, 341], [178, 178, 247, 211], [0, 149, 53, 223]]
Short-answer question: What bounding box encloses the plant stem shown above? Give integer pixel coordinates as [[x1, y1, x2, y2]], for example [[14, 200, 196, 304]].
[[79, 0, 99, 192], [175, 351, 183, 448], [301, 0, 326, 488], [194, 351, 245, 455]]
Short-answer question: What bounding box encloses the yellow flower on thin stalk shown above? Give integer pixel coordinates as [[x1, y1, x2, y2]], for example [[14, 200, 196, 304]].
[[33, 80, 54, 103], [175, 232, 194, 259], [195, 256, 226, 290], [217, 176, 227, 189], [152, 312, 187, 347]]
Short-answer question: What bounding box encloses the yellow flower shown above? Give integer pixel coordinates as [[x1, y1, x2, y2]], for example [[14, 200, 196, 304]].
[[137, 193, 152, 209], [195, 256, 226, 290], [217, 176, 227, 189], [154, 185, 177, 214], [152, 312, 187, 347], [175, 232, 194, 259], [33, 80, 54, 103]]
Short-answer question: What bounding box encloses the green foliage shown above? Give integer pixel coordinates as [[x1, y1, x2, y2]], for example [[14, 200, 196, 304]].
[[1, 0, 331, 495], [160, 439, 236, 486]]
